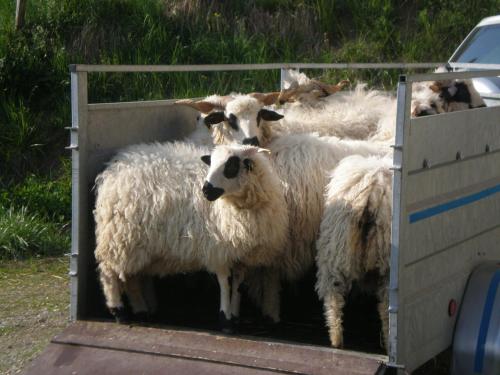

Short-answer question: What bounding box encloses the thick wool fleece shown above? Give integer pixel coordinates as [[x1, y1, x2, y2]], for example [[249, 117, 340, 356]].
[[315, 155, 393, 348], [244, 134, 390, 322], [273, 84, 395, 140], [94, 141, 288, 312]]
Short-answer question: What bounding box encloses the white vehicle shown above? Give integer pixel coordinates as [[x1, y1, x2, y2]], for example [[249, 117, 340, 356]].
[[449, 15, 500, 106]]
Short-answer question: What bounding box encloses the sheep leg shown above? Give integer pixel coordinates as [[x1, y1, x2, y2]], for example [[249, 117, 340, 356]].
[[261, 270, 281, 323], [323, 287, 347, 348], [216, 268, 233, 333], [142, 275, 158, 315], [377, 280, 389, 351], [230, 267, 245, 319], [124, 275, 150, 321], [99, 266, 129, 324]]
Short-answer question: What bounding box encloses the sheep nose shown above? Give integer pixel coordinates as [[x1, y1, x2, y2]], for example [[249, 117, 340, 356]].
[[242, 137, 259, 146], [202, 181, 224, 201], [416, 109, 432, 117]]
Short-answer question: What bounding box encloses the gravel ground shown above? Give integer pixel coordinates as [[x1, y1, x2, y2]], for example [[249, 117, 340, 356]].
[[0, 257, 70, 374]]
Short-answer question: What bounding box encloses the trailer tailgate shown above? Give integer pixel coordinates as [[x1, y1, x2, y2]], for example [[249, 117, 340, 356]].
[[24, 321, 387, 375]]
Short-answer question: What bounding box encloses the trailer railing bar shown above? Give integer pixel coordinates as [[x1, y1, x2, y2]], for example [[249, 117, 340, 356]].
[[406, 69, 500, 83], [70, 62, 443, 73], [448, 62, 500, 71]]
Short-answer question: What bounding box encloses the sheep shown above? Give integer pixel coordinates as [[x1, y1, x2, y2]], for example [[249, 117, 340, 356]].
[[179, 80, 394, 143], [177, 93, 282, 147], [278, 70, 350, 105], [273, 83, 395, 140], [371, 69, 487, 143], [178, 94, 235, 146], [316, 75, 486, 350], [243, 133, 391, 322], [315, 155, 393, 350], [94, 141, 289, 330]]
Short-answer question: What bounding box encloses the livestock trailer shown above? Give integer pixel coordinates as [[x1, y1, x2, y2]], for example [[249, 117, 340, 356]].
[[26, 64, 500, 374]]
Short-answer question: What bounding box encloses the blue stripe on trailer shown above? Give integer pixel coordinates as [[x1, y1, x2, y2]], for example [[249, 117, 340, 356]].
[[409, 184, 500, 223], [474, 270, 500, 373]]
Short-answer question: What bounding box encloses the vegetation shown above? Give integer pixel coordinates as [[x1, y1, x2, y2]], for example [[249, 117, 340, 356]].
[[1, 0, 499, 259], [0, 257, 69, 373]]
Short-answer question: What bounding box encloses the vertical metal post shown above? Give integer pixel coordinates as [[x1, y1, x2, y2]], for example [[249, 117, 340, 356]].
[[280, 68, 299, 91], [388, 75, 409, 372], [69, 68, 88, 321], [15, 0, 27, 30]]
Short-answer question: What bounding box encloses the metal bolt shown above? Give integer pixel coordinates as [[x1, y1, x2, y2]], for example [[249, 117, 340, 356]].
[[422, 159, 429, 168], [485, 144, 490, 153], [456, 151, 462, 160]]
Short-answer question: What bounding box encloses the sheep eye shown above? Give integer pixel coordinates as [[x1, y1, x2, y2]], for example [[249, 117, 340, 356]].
[[223, 156, 240, 179], [227, 114, 238, 130], [430, 103, 437, 109]]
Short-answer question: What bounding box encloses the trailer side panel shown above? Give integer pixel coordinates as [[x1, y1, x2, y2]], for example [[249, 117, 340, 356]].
[[393, 85, 500, 371]]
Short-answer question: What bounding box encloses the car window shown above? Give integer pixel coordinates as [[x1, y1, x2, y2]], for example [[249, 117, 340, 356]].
[[451, 25, 500, 64]]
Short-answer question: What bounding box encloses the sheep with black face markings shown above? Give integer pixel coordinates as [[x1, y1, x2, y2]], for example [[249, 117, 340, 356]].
[[243, 133, 390, 321], [177, 93, 283, 148], [94, 142, 288, 329]]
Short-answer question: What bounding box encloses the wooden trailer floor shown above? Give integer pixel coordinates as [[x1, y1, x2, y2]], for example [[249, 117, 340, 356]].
[[24, 321, 388, 375]]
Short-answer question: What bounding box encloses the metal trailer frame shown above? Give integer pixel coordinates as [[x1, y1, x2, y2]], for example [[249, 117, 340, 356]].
[[390, 68, 500, 373], [68, 62, 439, 322], [65, 63, 500, 374]]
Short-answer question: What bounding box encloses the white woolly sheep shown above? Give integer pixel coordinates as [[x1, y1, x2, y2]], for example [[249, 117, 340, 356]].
[[94, 142, 288, 329], [179, 94, 235, 146], [179, 83, 393, 143], [316, 77, 486, 349], [273, 83, 395, 140], [372, 69, 486, 143], [315, 155, 393, 350], [177, 93, 282, 148], [244, 133, 391, 321]]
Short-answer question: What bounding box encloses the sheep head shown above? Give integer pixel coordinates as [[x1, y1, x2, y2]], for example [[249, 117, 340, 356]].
[[201, 145, 271, 204], [411, 79, 485, 117], [201, 95, 283, 147]]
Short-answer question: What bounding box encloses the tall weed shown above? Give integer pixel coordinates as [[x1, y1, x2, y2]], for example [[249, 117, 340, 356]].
[[0, 206, 70, 260]]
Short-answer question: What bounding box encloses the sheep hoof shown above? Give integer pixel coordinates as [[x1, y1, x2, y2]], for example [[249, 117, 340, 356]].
[[218, 311, 236, 334], [329, 335, 344, 349], [110, 307, 130, 324]]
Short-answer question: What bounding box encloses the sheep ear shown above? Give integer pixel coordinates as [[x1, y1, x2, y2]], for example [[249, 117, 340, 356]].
[[243, 158, 253, 171], [258, 109, 284, 122], [257, 148, 271, 154], [201, 155, 211, 166], [175, 99, 218, 114], [314, 79, 350, 95], [203, 112, 226, 128], [250, 92, 280, 106], [429, 82, 442, 93]]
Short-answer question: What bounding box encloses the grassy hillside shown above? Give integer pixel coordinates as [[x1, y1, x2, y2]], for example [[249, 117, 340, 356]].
[[0, 0, 499, 258]]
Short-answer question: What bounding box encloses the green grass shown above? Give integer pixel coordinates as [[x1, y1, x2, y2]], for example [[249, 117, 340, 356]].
[[0, 205, 70, 260], [0, 257, 69, 374]]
